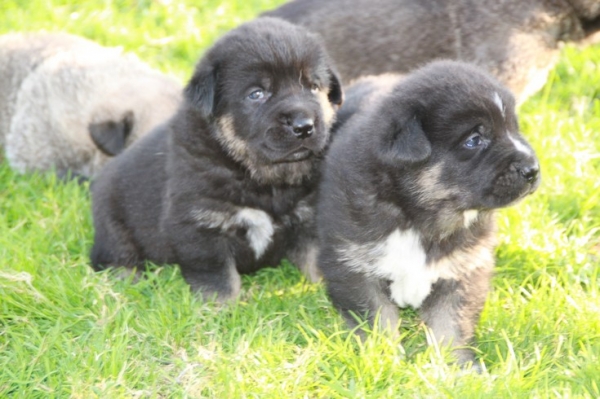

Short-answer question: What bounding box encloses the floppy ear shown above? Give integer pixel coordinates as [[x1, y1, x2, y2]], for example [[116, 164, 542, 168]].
[[89, 110, 135, 156], [327, 67, 343, 108], [379, 115, 431, 164], [184, 60, 219, 118]]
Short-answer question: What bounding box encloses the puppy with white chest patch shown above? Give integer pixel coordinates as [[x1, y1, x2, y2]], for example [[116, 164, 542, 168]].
[[90, 17, 342, 300], [317, 60, 540, 369]]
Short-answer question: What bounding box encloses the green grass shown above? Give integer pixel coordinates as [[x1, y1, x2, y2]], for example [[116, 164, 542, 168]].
[[1, 1, 599, 397]]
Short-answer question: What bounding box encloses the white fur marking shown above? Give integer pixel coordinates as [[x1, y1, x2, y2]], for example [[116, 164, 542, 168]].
[[235, 208, 274, 259], [192, 207, 274, 259], [508, 132, 532, 156], [373, 229, 436, 309], [463, 210, 479, 228], [337, 228, 496, 309], [493, 92, 505, 118]]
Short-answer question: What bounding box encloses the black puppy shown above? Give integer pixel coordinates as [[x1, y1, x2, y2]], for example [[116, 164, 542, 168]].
[[91, 17, 342, 300], [317, 61, 540, 369], [264, 0, 600, 103]]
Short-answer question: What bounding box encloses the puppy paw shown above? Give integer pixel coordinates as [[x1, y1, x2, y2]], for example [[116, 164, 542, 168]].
[[183, 261, 242, 303], [454, 348, 485, 374]]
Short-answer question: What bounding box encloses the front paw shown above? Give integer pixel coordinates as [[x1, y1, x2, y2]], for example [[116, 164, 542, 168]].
[[454, 348, 484, 374], [181, 263, 242, 303]]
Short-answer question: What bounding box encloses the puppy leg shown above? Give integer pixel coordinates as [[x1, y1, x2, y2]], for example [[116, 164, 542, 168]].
[[162, 201, 269, 302], [284, 197, 322, 282], [91, 216, 142, 270], [180, 261, 242, 304], [419, 267, 492, 371], [327, 273, 400, 336], [288, 240, 321, 283], [167, 225, 242, 302]]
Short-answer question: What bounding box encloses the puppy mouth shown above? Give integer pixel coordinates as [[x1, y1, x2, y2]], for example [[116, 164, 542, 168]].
[[271, 148, 314, 163], [484, 176, 540, 209]]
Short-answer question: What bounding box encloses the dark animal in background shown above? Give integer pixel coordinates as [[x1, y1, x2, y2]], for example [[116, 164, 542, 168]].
[[330, 73, 404, 132], [91, 17, 343, 301], [0, 32, 181, 178], [316, 61, 540, 370], [264, 0, 600, 103]]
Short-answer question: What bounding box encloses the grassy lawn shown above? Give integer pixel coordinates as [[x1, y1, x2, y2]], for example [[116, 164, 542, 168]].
[[1, 1, 599, 397]]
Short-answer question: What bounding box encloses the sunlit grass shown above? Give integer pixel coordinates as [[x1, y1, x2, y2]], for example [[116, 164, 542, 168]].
[[1, 1, 599, 397]]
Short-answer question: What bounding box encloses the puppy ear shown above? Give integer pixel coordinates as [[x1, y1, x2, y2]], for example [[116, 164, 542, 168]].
[[327, 67, 343, 108], [380, 116, 431, 164], [89, 111, 135, 156], [185, 60, 218, 118]]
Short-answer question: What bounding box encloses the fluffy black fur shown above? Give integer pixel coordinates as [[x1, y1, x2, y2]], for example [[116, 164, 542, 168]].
[[264, 0, 600, 103], [317, 61, 540, 369], [91, 17, 342, 300]]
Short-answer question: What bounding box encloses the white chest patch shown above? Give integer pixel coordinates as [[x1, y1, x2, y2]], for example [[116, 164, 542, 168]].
[[372, 229, 438, 309], [463, 210, 479, 228]]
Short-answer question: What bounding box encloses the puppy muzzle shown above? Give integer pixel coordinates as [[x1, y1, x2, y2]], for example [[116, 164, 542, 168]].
[[515, 159, 541, 194], [262, 113, 328, 162], [488, 157, 541, 207]]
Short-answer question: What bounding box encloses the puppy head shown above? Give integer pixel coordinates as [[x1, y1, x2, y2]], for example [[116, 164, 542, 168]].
[[372, 61, 539, 217], [185, 17, 343, 185]]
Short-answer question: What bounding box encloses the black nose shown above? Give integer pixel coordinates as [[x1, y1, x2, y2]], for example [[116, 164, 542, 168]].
[[518, 163, 540, 183], [291, 117, 314, 139]]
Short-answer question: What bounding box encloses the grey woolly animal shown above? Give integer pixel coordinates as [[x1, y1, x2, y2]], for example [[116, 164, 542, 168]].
[[0, 32, 182, 178]]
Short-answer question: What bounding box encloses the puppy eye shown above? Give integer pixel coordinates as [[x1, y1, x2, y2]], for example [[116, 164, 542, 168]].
[[464, 126, 486, 149], [310, 84, 320, 93], [464, 134, 482, 148], [248, 89, 265, 101]]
